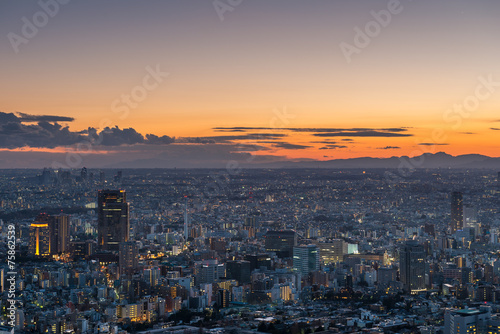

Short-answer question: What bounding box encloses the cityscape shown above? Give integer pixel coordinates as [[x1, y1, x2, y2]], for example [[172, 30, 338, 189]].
[[1, 1, 500, 334], [1, 168, 500, 333]]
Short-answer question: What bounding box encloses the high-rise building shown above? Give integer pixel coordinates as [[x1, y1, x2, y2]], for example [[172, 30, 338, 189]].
[[184, 197, 189, 241], [451, 191, 463, 234], [144, 267, 161, 286], [98, 190, 129, 251], [244, 216, 256, 229], [377, 267, 397, 288], [29, 214, 51, 257], [293, 244, 320, 275], [243, 216, 257, 238], [217, 289, 231, 308], [80, 167, 88, 180], [226, 260, 251, 284], [318, 240, 348, 264], [265, 230, 297, 258], [193, 260, 225, 285], [71, 241, 95, 259], [119, 241, 138, 277], [51, 214, 69, 254], [28, 213, 69, 256], [0, 268, 4, 293], [244, 254, 272, 271], [399, 240, 426, 294]]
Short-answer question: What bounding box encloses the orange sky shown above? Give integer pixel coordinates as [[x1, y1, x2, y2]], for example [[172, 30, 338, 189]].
[[1, 1, 500, 166]]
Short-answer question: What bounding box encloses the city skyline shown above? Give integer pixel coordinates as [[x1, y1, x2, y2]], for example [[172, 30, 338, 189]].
[[1, 1, 500, 168]]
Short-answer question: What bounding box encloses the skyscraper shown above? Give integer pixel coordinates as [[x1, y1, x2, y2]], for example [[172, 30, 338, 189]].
[[29, 213, 70, 257], [265, 230, 297, 258], [293, 244, 320, 275], [29, 214, 51, 257], [119, 241, 138, 277], [318, 240, 348, 264], [51, 214, 69, 254], [399, 240, 426, 294], [184, 196, 189, 241], [226, 260, 251, 284], [98, 190, 129, 251], [451, 191, 463, 234]]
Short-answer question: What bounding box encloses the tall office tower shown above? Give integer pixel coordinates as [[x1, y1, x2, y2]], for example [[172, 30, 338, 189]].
[[98, 190, 129, 251], [51, 214, 69, 254], [244, 216, 256, 229], [318, 240, 348, 264], [80, 167, 88, 180], [243, 216, 257, 238], [265, 230, 297, 258], [450, 191, 463, 234], [114, 170, 123, 182], [463, 204, 480, 235], [184, 197, 189, 241], [144, 267, 161, 286], [29, 214, 52, 256], [399, 240, 426, 294], [217, 289, 231, 309], [0, 267, 4, 293], [226, 260, 251, 284], [119, 241, 138, 277], [293, 244, 320, 275]]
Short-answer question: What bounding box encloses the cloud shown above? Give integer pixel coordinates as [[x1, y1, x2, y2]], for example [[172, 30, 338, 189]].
[[16, 112, 75, 122], [377, 146, 400, 150], [311, 141, 338, 144], [0, 112, 175, 149], [313, 130, 412, 138], [213, 126, 411, 133], [178, 133, 286, 144], [319, 145, 347, 150], [94, 127, 145, 146], [0, 122, 86, 150], [418, 143, 449, 146], [145, 134, 176, 145], [271, 142, 312, 150], [0, 112, 20, 123], [490, 128, 500, 131]]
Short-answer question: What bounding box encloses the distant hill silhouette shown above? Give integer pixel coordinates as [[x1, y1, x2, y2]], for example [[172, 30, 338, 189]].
[[107, 152, 500, 169]]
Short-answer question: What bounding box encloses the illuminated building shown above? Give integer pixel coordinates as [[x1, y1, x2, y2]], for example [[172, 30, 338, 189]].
[[293, 244, 320, 275], [319, 240, 348, 264], [444, 307, 500, 334], [119, 241, 138, 277], [98, 190, 129, 251], [399, 241, 426, 294], [450, 191, 463, 234], [29, 214, 51, 257], [51, 214, 69, 254]]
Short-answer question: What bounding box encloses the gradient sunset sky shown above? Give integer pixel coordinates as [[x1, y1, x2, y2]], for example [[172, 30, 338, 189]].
[[1, 0, 500, 168]]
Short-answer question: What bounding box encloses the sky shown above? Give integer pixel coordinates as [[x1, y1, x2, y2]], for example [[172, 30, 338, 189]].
[[1, 0, 500, 168]]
